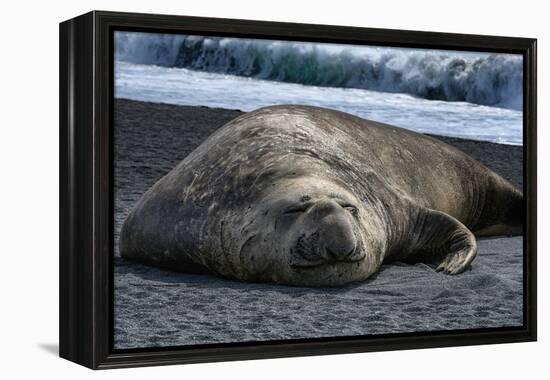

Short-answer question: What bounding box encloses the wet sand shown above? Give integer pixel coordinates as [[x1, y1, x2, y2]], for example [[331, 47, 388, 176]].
[[113, 99, 523, 349]]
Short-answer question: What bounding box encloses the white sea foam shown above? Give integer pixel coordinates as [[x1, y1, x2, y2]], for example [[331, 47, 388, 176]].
[[115, 32, 523, 110], [115, 61, 522, 145]]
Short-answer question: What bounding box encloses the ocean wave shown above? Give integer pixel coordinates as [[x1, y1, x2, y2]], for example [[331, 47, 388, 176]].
[[115, 32, 523, 110]]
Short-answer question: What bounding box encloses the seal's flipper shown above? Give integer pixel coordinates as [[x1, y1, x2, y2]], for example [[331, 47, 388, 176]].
[[407, 208, 477, 275], [474, 176, 523, 237]]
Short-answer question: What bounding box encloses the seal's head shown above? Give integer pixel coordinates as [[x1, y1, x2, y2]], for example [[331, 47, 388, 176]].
[[236, 176, 386, 286]]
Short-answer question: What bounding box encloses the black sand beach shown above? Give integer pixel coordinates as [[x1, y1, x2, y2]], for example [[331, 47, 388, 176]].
[[113, 99, 523, 349]]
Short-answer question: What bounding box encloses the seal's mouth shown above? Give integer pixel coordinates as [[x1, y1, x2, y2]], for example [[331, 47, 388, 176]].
[[290, 252, 366, 269], [289, 232, 366, 268]]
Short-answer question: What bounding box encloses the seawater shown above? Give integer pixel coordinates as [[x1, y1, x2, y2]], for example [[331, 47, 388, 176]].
[[115, 61, 522, 145], [114, 32, 523, 145]]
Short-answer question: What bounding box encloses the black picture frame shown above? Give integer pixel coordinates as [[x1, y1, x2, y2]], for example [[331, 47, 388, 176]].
[[59, 10, 537, 369]]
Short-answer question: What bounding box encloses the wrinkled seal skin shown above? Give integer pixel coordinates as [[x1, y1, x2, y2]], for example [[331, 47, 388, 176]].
[[120, 105, 523, 287]]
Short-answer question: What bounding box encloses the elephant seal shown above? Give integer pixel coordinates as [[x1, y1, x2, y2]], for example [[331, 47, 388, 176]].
[[120, 105, 523, 287]]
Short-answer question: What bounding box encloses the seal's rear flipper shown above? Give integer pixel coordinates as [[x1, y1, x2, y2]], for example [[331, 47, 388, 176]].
[[408, 208, 477, 275], [474, 175, 523, 237]]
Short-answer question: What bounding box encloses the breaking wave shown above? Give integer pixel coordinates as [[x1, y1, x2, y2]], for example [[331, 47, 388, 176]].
[[115, 32, 523, 110]]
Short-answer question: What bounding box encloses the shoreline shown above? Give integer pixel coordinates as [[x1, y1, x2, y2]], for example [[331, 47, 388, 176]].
[[117, 97, 523, 145]]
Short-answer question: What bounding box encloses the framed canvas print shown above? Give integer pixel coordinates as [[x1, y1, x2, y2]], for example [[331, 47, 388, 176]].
[[59, 11, 537, 369]]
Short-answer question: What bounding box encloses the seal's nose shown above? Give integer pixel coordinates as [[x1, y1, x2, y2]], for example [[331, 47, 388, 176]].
[[314, 200, 357, 262]]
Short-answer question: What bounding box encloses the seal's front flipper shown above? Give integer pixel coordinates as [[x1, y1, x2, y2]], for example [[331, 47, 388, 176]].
[[409, 208, 477, 275]]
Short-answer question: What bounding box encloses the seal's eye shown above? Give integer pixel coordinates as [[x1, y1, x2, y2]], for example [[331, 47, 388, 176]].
[[342, 204, 358, 216]]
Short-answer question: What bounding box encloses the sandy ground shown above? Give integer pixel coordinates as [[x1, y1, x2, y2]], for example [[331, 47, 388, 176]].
[[113, 99, 524, 349]]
